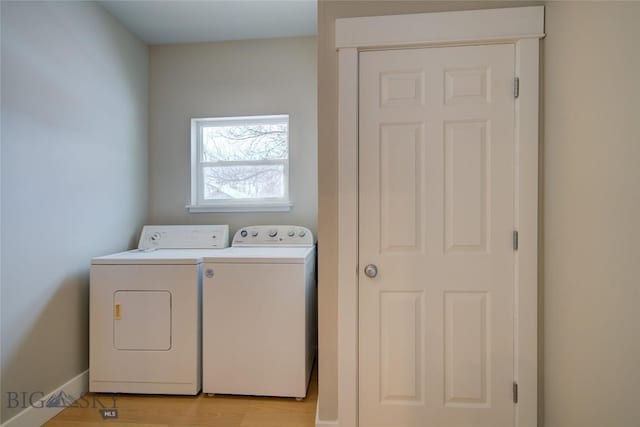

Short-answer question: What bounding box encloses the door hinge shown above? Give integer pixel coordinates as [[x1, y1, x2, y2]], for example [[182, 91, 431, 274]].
[[513, 230, 519, 251], [513, 382, 519, 404], [514, 77, 520, 98]]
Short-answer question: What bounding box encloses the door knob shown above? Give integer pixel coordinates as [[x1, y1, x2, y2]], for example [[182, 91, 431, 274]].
[[364, 264, 378, 278]]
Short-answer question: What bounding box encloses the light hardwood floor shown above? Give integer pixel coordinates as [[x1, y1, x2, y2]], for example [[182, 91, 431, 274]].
[[45, 367, 317, 427]]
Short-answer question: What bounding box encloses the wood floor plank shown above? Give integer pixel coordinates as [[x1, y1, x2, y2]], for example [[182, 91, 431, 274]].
[[44, 366, 317, 426]]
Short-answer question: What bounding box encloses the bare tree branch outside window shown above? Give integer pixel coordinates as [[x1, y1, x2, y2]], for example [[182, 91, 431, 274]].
[[200, 120, 288, 200]]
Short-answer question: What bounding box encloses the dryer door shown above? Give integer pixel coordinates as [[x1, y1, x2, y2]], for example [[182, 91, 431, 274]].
[[114, 290, 171, 351]]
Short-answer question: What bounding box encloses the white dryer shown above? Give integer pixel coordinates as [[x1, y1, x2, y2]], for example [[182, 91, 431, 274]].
[[202, 225, 316, 399], [90, 225, 229, 395]]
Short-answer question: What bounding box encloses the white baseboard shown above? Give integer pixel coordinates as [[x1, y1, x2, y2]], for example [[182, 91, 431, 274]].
[[316, 399, 339, 427], [2, 369, 89, 427]]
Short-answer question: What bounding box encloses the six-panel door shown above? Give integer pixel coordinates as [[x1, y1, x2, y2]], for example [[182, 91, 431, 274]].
[[359, 44, 516, 427]]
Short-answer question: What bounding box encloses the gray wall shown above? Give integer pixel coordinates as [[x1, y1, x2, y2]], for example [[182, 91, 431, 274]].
[[148, 36, 317, 235], [542, 3, 640, 426], [0, 1, 148, 422], [317, 1, 640, 425]]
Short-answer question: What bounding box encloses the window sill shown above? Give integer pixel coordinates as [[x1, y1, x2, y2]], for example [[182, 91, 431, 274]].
[[186, 201, 293, 213]]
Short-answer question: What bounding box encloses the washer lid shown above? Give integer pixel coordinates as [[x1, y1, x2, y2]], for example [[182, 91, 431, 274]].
[[91, 249, 221, 265], [202, 246, 315, 264]]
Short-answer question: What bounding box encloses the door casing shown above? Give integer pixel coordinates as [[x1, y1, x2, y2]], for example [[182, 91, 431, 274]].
[[334, 6, 544, 427]]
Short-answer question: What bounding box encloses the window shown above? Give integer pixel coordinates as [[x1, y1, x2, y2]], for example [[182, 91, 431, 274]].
[[188, 115, 291, 212]]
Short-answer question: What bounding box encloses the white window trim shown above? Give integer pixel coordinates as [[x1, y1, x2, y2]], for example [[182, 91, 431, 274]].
[[187, 114, 292, 213], [333, 6, 544, 427]]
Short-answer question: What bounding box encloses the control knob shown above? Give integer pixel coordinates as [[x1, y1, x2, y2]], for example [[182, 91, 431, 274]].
[[288, 230, 296, 237], [268, 229, 278, 238], [240, 230, 248, 238]]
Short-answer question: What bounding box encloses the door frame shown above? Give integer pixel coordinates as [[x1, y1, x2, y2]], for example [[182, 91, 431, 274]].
[[335, 7, 544, 427]]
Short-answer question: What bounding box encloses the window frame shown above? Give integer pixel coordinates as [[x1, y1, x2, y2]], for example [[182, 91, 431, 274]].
[[187, 114, 292, 213]]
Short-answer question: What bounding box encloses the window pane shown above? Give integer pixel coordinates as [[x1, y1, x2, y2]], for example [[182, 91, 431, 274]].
[[202, 122, 288, 162], [203, 165, 285, 200]]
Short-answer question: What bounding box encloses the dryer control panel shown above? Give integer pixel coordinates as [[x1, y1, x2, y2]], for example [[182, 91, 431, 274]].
[[232, 225, 314, 247], [138, 225, 229, 249]]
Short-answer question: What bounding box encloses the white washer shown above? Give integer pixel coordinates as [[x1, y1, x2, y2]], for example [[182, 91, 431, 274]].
[[202, 225, 316, 399], [90, 225, 229, 395]]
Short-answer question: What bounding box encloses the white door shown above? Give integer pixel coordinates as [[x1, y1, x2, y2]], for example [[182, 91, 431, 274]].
[[359, 44, 516, 426]]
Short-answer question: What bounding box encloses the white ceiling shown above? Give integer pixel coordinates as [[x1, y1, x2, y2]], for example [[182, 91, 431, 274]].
[[98, 0, 317, 45]]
